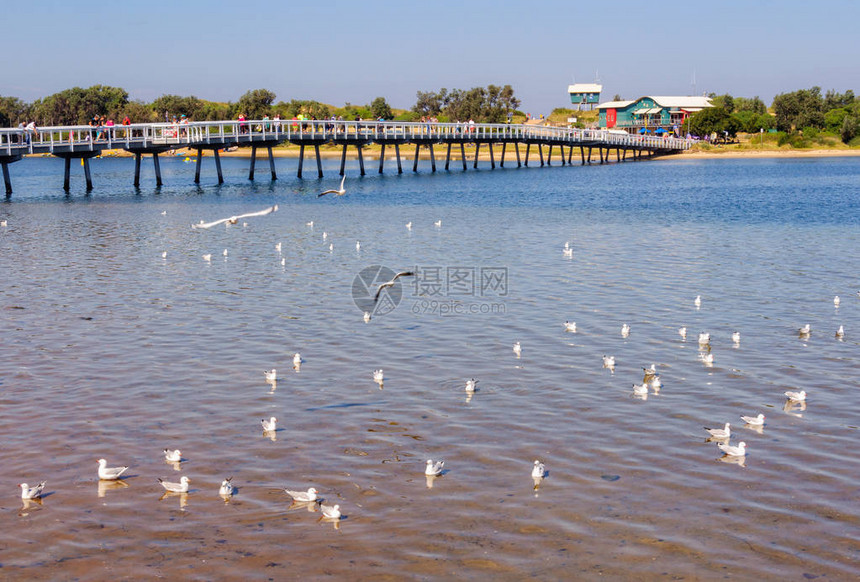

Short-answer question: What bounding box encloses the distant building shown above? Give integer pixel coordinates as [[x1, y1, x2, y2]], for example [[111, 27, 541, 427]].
[[568, 84, 602, 110], [597, 96, 713, 134]]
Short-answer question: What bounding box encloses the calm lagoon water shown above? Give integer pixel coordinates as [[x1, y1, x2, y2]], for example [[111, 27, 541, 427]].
[[1, 155, 858, 580]]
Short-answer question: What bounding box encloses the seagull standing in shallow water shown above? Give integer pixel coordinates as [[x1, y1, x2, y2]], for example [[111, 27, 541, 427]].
[[740, 413, 765, 426], [98, 458, 129, 481], [293, 353, 303, 367], [264, 369, 277, 382], [564, 321, 577, 332], [320, 504, 341, 519], [679, 327, 687, 340], [163, 449, 182, 463], [465, 378, 478, 393], [836, 325, 844, 339], [513, 342, 522, 357], [425, 459, 444, 476], [621, 323, 630, 338], [718, 441, 747, 457], [318, 175, 346, 197], [694, 295, 702, 308], [20, 482, 46, 499], [704, 423, 731, 439], [261, 417, 278, 432], [698, 332, 710, 346], [219, 478, 234, 497], [285, 487, 318, 503], [158, 476, 190, 493], [531, 460, 546, 479], [834, 295, 840, 307], [799, 324, 811, 337], [784, 390, 806, 402]]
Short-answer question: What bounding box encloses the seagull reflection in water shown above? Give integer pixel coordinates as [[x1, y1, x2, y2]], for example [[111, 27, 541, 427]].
[[98, 478, 130, 498], [159, 490, 189, 510], [783, 399, 806, 417], [719, 454, 746, 468], [20, 496, 44, 515]]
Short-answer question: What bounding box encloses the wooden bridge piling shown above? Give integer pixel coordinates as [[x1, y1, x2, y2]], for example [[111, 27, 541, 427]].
[[525, 144, 530, 167], [314, 145, 323, 178], [152, 153, 162, 187], [339, 145, 347, 176], [460, 143, 467, 170], [2, 161, 11, 195], [297, 145, 305, 178], [378, 144, 386, 174], [474, 143, 481, 169], [445, 143, 452, 171], [500, 142, 506, 168], [489, 143, 495, 169], [357, 145, 365, 176], [539, 144, 545, 167], [395, 143, 402, 174]]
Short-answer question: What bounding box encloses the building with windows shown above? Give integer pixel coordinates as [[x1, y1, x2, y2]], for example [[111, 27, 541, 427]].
[[568, 84, 603, 110], [597, 96, 712, 134]]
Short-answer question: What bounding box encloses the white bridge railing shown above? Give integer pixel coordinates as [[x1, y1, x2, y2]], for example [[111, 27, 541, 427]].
[[0, 120, 691, 156]]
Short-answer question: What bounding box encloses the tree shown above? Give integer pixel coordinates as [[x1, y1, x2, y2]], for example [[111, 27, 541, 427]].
[[29, 85, 129, 125], [709, 93, 735, 113], [687, 107, 740, 139], [772, 87, 825, 132], [824, 89, 855, 112], [413, 84, 520, 122], [612, 94, 623, 101], [841, 115, 858, 144], [412, 89, 446, 117], [150, 94, 204, 121], [0, 96, 28, 126], [734, 96, 767, 115], [235, 88, 276, 119], [370, 97, 393, 120]]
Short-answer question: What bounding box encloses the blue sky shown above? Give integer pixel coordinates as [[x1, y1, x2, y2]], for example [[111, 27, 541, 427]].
[[4, 0, 857, 114]]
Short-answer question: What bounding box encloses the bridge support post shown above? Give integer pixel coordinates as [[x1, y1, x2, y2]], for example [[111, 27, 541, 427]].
[[500, 142, 506, 168], [538, 144, 545, 167], [83, 157, 94, 191], [460, 143, 467, 170], [213, 149, 223, 183], [378, 144, 386, 174], [515, 143, 521, 167], [314, 145, 323, 178], [599, 148, 605, 164], [525, 143, 530, 167], [587, 147, 593, 164], [297, 145, 305, 178], [339, 144, 347, 176], [395, 143, 402, 174], [356, 145, 365, 176], [413, 144, 420, 172], [568, 146, 573, 165], [65, 156, 73, 190], [580, 146, 585, 165], [249, 146, 257, 180], [268, 146, 277, 180], [195, 149, 203, 183], [474, 143, 480, 169], [622, 148, 627, 161], [2, 162, 12, 195], [445, 143, 452, 170], [489, 143, 495, 169], [429, 143, 436, 172], [616, 147, 621, 162], [152, 153, 161, 187], [558, 145, 565, 166], [547, 145, 553, 166]]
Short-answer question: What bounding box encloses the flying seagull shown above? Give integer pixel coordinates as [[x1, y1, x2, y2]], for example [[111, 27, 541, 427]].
[[318, 175, 346, 197], [373, 271, 415, 303], [191, 204, 278, 229]]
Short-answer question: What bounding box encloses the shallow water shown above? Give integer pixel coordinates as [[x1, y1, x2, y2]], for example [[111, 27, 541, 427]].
[[1, 155, 859, 580]]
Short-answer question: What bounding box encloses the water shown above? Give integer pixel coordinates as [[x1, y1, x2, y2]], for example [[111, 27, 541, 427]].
[[1, 155, 859, 580]]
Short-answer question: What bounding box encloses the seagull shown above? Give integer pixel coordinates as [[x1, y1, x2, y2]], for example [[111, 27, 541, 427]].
[[531, 460, 546, 479], [834, 295, 840, 307], [322, 231, 327, 240], [717, 441, 747, 457], [202, 254, 212, 262], [633, 383, 649, 396], [262, 417, 277, 431], [563, 321, 577, 332], [285, 487, 318, 503], [98, 458, 129, 481], [740, 413, 765, 426], [621, 323, 630, 337], [355, 241, 361, 251], [219, 478, 234, 497], [161, 251, 167, 259], [642, 364, 657, 378], [784, 390, 806, 402], [222, 249, 228, 257], [20, 482, 46, 499], [563, 246, 573, 258], [275, 242, 282, 253], [192, 204, 278, 229], [406, 222, 412, 230], [306, 221, 314, 227], [163, 449, 182, 463], [732, 331, 741, 345], [320, 503, 341, 519], [434, 220, 442, 227], [650, 375, 662, 390], [798, 324, 811, 336], [318, 175, 346, 197], [698, 332, 710, 346], [602, 355, 615, 368], [363, 311, 372, 323], [679, 327, 687, 340], [694, 295, 702, 308], [328, 243, 334, 252], [0, 220, 8, 227], [293, 353, 303, 366], [425, 459, 444, 476], [513, 342, 522, 357], [373, 271, 415, 303], [373, 369, 384, 383], [836, 325, 844, 339], [465, 378, 478, 393], [280, 257, 286, 266], [704, 423, 731, 439], [264, 369, 277, 382], [158, 475, 191, 493]]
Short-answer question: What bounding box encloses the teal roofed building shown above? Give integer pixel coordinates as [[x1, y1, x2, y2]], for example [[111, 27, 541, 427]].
[[568, 84, 602, 110], [597, 96, 713, 134]]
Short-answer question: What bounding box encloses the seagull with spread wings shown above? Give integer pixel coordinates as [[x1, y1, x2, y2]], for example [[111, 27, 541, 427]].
[[191, 204, 278, 229], [318, 176, 346, 197], [373, 271, 414, 303]]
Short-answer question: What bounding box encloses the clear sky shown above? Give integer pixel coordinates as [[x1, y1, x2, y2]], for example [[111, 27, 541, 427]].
[[4, 0, 858, 114]]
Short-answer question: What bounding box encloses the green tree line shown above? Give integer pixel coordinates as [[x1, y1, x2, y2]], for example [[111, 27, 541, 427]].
[[687, 88, 859, 145]]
